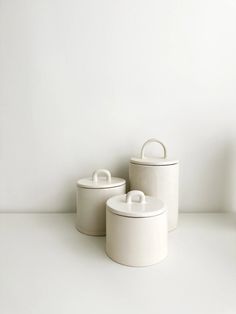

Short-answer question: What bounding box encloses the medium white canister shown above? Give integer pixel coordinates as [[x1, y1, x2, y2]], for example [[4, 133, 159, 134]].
[[129, 138, 179, 231], [106, 190, 167, 267], [76, 169, 126, 236]]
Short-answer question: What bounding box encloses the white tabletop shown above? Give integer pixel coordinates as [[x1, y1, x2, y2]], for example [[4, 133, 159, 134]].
[[0, 213, 235, 314]]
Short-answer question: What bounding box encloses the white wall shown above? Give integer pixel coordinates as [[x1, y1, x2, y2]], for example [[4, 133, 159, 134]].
[[0, 0, 236, 212]]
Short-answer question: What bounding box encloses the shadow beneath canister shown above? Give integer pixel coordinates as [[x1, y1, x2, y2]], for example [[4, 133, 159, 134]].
[[222, 139, 236, 213]]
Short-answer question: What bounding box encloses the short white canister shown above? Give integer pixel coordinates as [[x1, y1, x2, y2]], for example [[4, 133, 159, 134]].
[[106, 190, 167, 267], [76, 169, 126, 236], [129, 138, 179, 231]]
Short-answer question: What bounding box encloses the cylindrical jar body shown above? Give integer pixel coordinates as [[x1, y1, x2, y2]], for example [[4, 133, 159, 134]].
[[76, 185, 125, 236], [106, 210, 168, 267], [129, 163, 179, 231]]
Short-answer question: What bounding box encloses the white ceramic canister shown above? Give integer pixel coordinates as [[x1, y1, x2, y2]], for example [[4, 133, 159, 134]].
[[129, 138, 179, 231], [106, 190, 167, 267], [76, 169, 126, 236]]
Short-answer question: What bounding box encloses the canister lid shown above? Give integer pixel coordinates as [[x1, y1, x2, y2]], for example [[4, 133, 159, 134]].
[[107, 190, 166, 218], [77, 169, 125, 189], [130, 138, 178, 166]]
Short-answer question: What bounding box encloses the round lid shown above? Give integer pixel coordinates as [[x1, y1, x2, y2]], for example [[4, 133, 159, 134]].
[[77, 169, 125, 189], [107, 190, 166, 218], [130, 138, 178, 166]]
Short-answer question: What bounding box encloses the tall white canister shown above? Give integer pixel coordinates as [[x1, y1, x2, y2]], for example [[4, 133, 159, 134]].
[[76, 169, 126, 236], [129, 138, 179, 231]]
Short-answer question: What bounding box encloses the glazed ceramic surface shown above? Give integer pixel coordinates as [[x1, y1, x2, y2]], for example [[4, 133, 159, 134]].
[[76, 169, 126, 236], [106, 190, 168, 267], [129, 139, 179, 231]]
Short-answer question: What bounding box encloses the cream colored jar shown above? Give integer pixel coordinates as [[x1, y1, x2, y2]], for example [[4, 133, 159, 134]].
[[106, 190, 167, 267], [76, 169, 126, 236], [129, 139, 179, 231]]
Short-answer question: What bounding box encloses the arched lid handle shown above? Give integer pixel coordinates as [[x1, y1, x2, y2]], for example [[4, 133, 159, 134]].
[[141, 138, 167, 159], [92, 169, 111, 183], [126, 190, 146, 204]]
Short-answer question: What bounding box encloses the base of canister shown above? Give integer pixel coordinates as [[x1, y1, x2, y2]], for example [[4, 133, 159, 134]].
[[168, 220, 178, 232], [168, 225, 177, 232], [75, 225, 105, 236], [105, 250, 167, 267]]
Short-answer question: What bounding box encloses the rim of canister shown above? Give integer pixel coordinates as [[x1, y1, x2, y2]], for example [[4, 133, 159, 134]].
[[77, 169, 126, 189], [130, 138, 179, 166], [107, 190, 166, 218]]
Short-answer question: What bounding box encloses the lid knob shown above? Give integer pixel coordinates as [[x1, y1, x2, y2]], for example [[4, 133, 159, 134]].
[[141, 138, 167, 159], [92, 169, 111, 183], [126, 190, 146, 204]]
